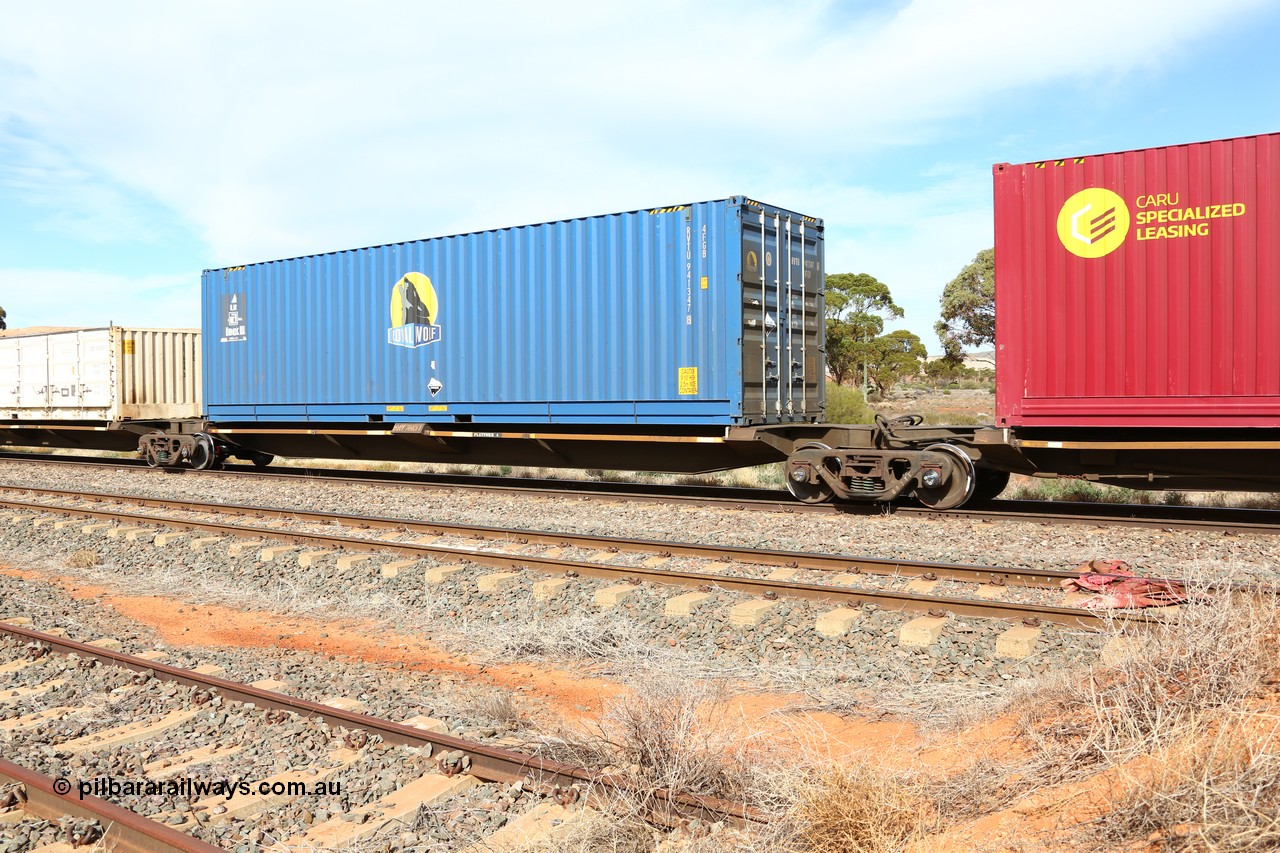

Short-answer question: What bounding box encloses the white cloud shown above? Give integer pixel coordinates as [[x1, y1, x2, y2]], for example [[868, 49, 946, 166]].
[[0, 122, 166, 245], [0, 0, 1268, 345], [1, 1, 1264, 251], [0, 270, 199, 329]]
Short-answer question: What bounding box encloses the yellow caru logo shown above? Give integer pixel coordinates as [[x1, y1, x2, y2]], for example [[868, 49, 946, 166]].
[[1056, 188, 1130, 258]]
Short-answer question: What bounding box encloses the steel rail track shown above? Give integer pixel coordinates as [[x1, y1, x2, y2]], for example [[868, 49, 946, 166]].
[[0, 485, 1082, 588], [0, 757, 224, 853], [3, 451, 1279, 535], [0, 622, 755, 829], [0, 492, 1141, 629]]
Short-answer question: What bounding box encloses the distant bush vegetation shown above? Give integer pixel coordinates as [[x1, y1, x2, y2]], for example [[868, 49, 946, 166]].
[[824, 380, 875, 424]]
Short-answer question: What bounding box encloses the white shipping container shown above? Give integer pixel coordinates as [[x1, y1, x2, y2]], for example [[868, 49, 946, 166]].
[[0, 327, 201, 421]]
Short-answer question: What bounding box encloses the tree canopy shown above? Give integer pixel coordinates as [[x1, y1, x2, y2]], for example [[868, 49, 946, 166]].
[[865, 328, 927, 396], [826, 272, 903, 323], [823, 273, 924, 394], [934, 248, 995, 359]]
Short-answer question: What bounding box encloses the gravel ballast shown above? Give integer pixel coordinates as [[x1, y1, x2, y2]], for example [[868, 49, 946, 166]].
[[0, 460, 1273, 582], [1, 457, 1274, 706]]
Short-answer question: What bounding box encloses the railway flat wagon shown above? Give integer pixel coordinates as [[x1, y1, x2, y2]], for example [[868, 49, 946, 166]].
[[192, 197, 829, 472], [986, 131, 1280, 489], [0, 327, 201, 452]]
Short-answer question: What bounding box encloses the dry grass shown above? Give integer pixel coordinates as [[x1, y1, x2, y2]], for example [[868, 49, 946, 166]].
[[922, 755, 1048, 824], [64, 549, 100, 568], [596, 674, 751, 800], [783, 765, 925, 853], [1089, 717, 1280, 852], [1008, 474, 1280, 509], [526, 675, 942, 853], [452, 613, 656, 667], [465, 687, 530, 730], [990, 580, 1280, 850], [520, 673, 764, 852], [1018, 585, 1280, 775]]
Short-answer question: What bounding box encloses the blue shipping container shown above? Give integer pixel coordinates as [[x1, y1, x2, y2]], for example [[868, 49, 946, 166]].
[[202, 197, 824, 427]]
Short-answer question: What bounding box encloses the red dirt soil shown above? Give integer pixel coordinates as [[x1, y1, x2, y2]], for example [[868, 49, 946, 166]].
[[6, 561, 1247, 852], [0, 565, 922, 762]]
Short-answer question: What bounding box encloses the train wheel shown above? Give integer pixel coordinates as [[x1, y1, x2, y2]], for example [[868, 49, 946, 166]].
[[914, 444, 977, 510], [785, 442, 836, 504], [251, 452, 275, 468], [972, 469, 1011, 503], [189, 434, 218, 470], [142, 444, 161, 468]]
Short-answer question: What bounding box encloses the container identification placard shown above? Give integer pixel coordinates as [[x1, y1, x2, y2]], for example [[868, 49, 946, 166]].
[[221, 292, 247, 342]]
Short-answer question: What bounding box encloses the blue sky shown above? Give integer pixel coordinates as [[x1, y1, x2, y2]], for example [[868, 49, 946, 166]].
[[1, 0, 1276, 351]]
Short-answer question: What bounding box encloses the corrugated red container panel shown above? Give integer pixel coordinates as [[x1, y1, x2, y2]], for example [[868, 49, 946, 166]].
[[994, 132, 1280, 427]]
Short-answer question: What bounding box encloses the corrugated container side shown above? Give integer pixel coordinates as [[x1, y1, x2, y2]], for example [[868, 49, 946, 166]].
[[0, 327, 200, 420], [202, 197, 824, 426], [115, 328, 202, 419], [995, 132, 1280, 427]]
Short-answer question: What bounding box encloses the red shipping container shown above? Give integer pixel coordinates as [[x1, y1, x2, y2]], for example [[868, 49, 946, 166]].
[[994, 132, 1280, 428]]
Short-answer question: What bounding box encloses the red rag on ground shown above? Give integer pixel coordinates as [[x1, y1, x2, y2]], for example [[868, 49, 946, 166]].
[[1060, 559, 1186, 609]]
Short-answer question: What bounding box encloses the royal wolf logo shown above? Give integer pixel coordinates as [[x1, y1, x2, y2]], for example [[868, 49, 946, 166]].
[[397, 277, 433, 326], [387, 272, 442, 348]]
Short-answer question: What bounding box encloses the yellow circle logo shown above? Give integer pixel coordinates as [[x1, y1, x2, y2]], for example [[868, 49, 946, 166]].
[[1056, 188, 1130, 258]]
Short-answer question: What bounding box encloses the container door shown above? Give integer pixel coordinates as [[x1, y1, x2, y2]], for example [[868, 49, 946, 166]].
[[16, 337, 50, 411], [46, 334, 82, 414], [0, 339, 19, 411], [77, 330, 113, 417], [741, 207, 824, 422]]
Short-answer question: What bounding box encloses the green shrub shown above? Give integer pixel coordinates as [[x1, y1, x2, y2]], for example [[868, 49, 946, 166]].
[[825, 381, 875, 424]]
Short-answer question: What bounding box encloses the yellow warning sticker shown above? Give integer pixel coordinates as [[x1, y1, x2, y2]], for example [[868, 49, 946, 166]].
[[121, 340, 135, 355], [678, 367, 698, 395], [699, 276, 708, 290], [386, 405, 405, 412], [428, 405, 448, 412]]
